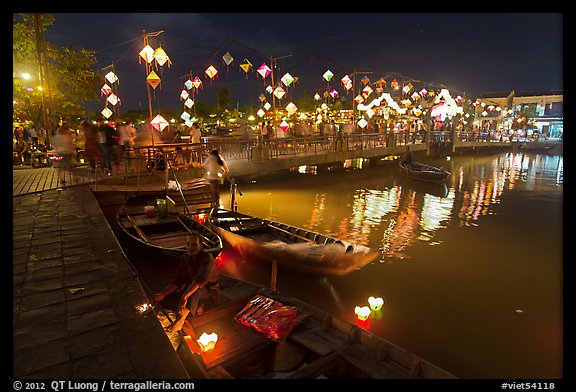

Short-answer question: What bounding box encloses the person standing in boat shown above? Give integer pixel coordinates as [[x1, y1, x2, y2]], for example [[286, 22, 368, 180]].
[[154, 232, 220, 335], [202, 149, 229, 207]]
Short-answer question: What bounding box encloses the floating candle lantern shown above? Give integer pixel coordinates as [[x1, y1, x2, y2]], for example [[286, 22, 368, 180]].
[[368, 296, 384, 311], [197, 332, 218, 352], [355, 305, 371, 321]]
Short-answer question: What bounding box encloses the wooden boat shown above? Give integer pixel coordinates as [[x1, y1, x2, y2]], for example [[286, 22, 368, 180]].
[[399, 160, 450, 183], [116, 194, 223, 259], [207, 208, 381, 277], [156, 274, 458, 379]]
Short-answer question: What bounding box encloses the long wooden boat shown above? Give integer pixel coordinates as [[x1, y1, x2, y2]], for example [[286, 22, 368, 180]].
[[156, 275, 458, 379], [399, 160, 450, 183], [116, 194, 223, 259], [207, 208, 381, 277]]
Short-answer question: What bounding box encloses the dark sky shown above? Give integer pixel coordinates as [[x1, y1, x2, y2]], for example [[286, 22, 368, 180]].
[[45, 13, 563, 113]]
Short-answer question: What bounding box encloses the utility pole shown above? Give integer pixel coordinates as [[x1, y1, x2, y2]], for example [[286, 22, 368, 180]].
[[142, 29, 165, 148]]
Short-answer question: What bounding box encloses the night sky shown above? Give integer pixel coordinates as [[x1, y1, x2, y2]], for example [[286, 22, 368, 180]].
[[44, 13, 563, 113]]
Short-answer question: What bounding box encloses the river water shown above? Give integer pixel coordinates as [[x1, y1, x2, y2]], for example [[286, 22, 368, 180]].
[[107, 150, 563, 379], [216, 151, 563, 379]]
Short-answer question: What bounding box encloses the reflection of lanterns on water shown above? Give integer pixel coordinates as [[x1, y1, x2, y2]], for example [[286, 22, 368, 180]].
[[355, 305, 370, 321], [197, 332, 218, 352], [368, 296, 384, 311], [355, 317, 371, 331]]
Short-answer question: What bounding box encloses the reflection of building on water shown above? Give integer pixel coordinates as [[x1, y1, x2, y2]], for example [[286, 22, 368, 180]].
[[305, 193, 326, 230]]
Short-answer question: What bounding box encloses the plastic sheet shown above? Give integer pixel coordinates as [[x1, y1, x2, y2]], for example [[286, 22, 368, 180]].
[[234, 295, 305, 341]]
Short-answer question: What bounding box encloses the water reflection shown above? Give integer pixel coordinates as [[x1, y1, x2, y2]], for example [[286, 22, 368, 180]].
[[217, 151, 562, 378]]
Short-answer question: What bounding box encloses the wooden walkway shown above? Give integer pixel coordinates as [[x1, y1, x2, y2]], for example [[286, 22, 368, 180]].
[[12, 164, 120, 196]]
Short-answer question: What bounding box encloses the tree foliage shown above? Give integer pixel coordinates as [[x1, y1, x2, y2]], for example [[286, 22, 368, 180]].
[[13, 13, 100, 130]]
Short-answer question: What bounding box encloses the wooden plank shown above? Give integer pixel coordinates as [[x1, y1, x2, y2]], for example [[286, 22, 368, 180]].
[[337, 344, 408, 379], [126, 214, 150, 243], [286, 351, 342, 379]]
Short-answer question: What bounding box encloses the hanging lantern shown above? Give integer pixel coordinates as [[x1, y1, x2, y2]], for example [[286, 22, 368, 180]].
[[257, 63, 271, 79], [101, 107, 113, 119], [146, 71, 161, 90], [365, 108, 374, 118], [150, 114, 169, 132], [354, 95, 364, 105], [375, 77, 387, 87], [205, 65, 218, 80], [330, 89, 338, 98], [281, 73, 294, 87], [191, 76, 203, 90], [239, 58, 253, 78], [100, 84, 112, 96], [184, 98, 194, 109], [357, 118, 368, 129], [153, 47, 171, 67], [273, 87, 286, 100], [105, 71, 119, 84], [279, 120, 289, 132], [265, 85, 274, 94], [322, 69, 334, 82], [185, 118, 194, 127], [360, 75, 370, 86], [257, 108, 265, 117], [197, 332, 218, 352], [341, 75, 353, 91], [258, 94, 266, 102], [222, 51, 234, 66], [354, 305, 370, 321], [362, 86, 373, 97], [391, 79, 399, 89], [139, 45, 155, 64], [181, 111, 191, 121], [314, 93, 321, 101], [184, 79, 193, 90], [180, 90, 189, 100], [263, 102, 271, 111], [419, 88, 428, 97], [106, 93, 120, 106], [285, 102, 298, 116], [411, 92, 420, 101], [368, 297, 384, 311]]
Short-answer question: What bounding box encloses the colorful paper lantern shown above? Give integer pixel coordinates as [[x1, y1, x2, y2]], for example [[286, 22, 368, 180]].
[[205, 65, 218, 80], [105, 71, 119, 84], [257, 63, 271, 79], [257, 108, 265, 117], [281, 73, 294, 87], [146, 71, 161, 90], [263, 102, 271, 111], [222, 51, 234, 66], [360, 75, 370, 86], [101, 107, 113, 119], [362, 86, 373, 97], [330, 89, 338, 98], [150, 114, 169, 132], [239, 58, 253, 77], [153, 47, 171, 67], [100, 84, 112, 96], [191, 76, 203, 90], [184, 98, 194, 109], [139, 45, 155, 64], [273, 87, 286, 100], [322, 69, 334, 82], [106, 93, 119, 106], [285, 102, 298, 116], [181, 111, 191, 121], [184, 79, 193, 90], [180, 90, 189, 100], [279, 120, 289, 132], [341, 75, 353, 91]]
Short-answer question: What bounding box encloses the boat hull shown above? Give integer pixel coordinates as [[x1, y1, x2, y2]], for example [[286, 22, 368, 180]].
[[399, 161, 450, 183], [209, 209, 381, 277]]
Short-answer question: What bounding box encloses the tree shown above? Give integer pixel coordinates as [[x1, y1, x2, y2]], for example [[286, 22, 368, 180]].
[[13, 13, 100, 131]]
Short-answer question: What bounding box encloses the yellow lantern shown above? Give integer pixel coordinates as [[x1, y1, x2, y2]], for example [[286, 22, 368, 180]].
[[354, 305, 370, 321]]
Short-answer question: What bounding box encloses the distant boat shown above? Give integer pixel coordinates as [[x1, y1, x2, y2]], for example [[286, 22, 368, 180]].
[[207, 208, 381, 277], [156, 274, 458, 379], [116, 194, 222, 259], [399, 160, 450, 183]]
